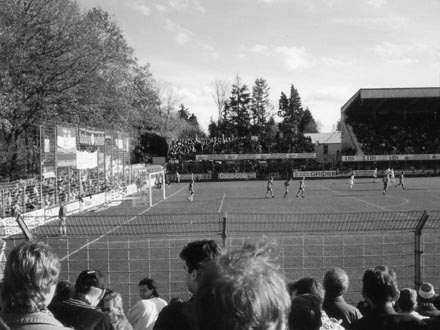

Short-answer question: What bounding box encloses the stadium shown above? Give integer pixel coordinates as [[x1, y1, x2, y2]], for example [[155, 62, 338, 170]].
[[0, 86, 439, 312]]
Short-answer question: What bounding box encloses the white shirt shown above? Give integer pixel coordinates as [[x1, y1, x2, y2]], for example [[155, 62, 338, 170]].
[[128, 297, 167, 330]]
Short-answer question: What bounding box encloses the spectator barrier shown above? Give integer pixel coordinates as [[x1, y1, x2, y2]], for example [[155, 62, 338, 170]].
[[0, 210, 439, 309]]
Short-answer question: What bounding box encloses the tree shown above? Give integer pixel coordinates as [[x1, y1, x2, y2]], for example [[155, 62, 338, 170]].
[[0, 0, 162, 178], [300, 108, 319, 133], [336, 119, 342, 131], [178, 104, 190, 121], [250, 77, 272, 137], [277, 85, 316, 152], [156, 80, 180, 136], [223, 74, 251, 137], [210, 79, 229, 126]]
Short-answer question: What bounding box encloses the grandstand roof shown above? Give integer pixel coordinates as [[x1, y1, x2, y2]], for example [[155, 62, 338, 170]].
[[304, 132, 341, 145], [341, 87, 440, 114]]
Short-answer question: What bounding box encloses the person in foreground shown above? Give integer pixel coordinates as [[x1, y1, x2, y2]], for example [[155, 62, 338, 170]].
[[289, 294, 322, 330], [101, 290, 132, 330], [128, 278, 167, 330], [153, 239, 220, 330], [0, 241, 71, 330], [194, 239, 291, 330], [323, 267, 362, 329], [352, 267, 427, 330], [50, 269, 114, 330]]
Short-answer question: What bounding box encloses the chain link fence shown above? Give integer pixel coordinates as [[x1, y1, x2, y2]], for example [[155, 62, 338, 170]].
[[1, 210, 439, 308]]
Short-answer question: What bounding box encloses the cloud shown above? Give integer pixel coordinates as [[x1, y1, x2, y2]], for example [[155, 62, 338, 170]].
[[367, 0, 387, 8], [374, 41, 440, 65], [125, 1, 151, 17], [245, 44, 313, 70], [165, 19, 194, 45], [160, 0, 206, 13], [331, 14, 411, 31], [165, 19, 218, 58], [374, 42, 419, 64]]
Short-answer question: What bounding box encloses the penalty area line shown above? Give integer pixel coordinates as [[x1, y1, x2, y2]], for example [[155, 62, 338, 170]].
[[60, 185, 187, 262]]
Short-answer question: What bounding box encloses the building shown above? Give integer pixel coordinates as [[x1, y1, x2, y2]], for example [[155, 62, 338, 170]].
[[304, 132, 341, 166]]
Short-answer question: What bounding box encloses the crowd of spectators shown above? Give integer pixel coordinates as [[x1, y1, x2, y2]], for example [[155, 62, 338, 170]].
[[167, 136, 260, 159], [0, 168, 144, 218], [347, 112, 440, 155], [1, 238, 440, 330]]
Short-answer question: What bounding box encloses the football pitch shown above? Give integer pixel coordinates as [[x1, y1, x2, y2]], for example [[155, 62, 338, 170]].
[[34, 176, 440, 307], [98, 176, 440, 215]]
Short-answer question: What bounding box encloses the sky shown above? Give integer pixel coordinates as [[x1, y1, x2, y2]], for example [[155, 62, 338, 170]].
[[76, 0, 440, 133]]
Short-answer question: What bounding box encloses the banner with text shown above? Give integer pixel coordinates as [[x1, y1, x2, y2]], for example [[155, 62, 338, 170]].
[[292, 171, 336, 177], [196, 153, 316, 161], [342, 154, 440, 162], [56, 126, 77, 167], [78, 128, 105, 146]]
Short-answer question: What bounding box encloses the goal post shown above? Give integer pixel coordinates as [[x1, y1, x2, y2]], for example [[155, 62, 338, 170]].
[[147, 170, 166, 207]]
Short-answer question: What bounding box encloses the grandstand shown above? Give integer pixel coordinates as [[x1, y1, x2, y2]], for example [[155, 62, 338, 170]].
[[341, 88, 440, 172]]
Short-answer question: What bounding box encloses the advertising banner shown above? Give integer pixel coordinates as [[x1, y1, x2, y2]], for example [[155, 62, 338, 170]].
[[292, 171, 336, 177], [78, 128, 105, 146], [218, 172, 257, 180], [196, 153, 316, 161], [56, 126, 77, 167], [342, 154, 440, 162], [76, 150, 98, 169]]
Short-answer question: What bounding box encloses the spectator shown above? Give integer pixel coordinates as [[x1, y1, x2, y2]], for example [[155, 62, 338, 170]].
[[128, 278, 167, 330], [356, 265, 397, 317], [0, 241, 70, 330], [153, 239, 221, 330], [290, 294, 322, 330], [416, 283, 440, 319], [352, 267, 426, 330], [323, 267, 362, 329], [49, 280, 74, 308], [397, 288, 427, 320], [101, 290, 133, 330], [50, 269, 114, 330], [194, 239, 291, 330], [289, 277, 344, 330], [58, 200, 67, 236]]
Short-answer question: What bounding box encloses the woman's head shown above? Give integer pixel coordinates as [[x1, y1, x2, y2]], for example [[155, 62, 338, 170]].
[[138, 278, 160, 298], [103, 291, 124, 314], [1, 241, 60, 312]]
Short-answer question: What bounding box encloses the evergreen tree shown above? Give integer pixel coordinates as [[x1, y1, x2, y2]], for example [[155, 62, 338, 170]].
[[177, 104, 190, 121], [300, 108, 319, 133], [225, 75, 251, 137], [250, 77, 271, 137]]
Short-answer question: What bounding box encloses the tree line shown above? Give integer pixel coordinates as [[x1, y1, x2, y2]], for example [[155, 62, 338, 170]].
[[0, 0, 319, 180], [209, 75, 318, 153]]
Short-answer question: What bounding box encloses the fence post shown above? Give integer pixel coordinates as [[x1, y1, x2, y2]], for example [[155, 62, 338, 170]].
[[221, 212, 227, 248], [414, 210, 429, 290]]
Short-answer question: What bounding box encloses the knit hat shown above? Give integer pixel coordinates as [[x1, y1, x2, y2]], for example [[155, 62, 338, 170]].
[[418, 282, 435, 300], [75, 269, 106, 294]]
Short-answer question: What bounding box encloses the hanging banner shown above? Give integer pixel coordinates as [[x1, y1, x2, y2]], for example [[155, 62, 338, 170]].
[[76, 150, 98, 169], [56, 126, 77, 167], [40, 125, 56, 167], [78, 128, 105, 146]]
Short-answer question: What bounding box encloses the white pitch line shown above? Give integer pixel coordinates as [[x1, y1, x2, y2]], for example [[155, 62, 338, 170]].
[[317, 184, 400, 212], [218, 193, 226, 213], [60, 186, 187, 261]]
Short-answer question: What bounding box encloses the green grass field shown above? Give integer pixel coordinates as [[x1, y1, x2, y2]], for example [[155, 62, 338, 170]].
[[23, 176, 440, 308], [97, 176, 440, 215]]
